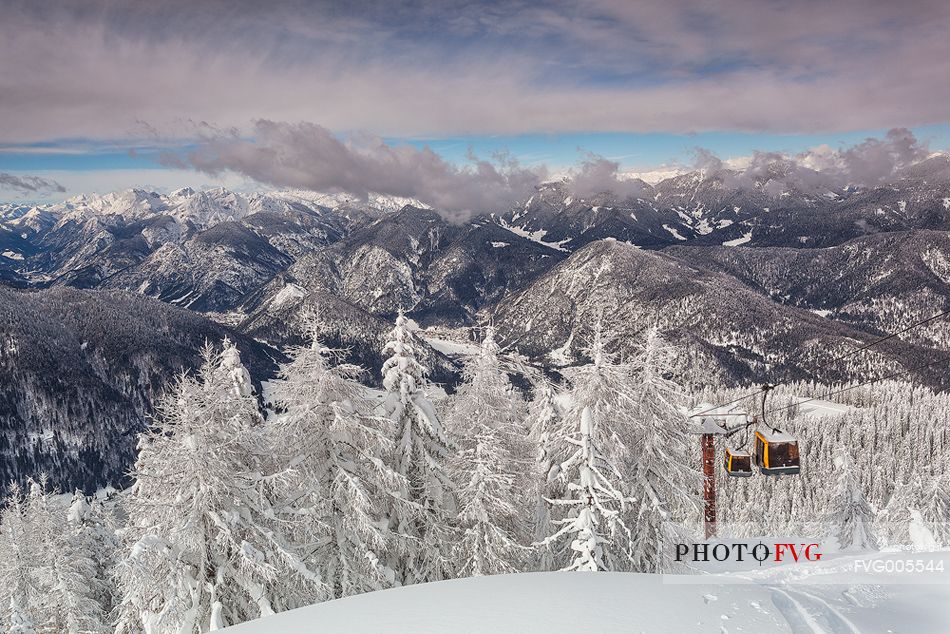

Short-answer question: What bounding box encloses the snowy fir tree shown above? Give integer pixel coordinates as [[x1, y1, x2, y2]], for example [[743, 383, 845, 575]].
[[267, 319, 405, 597], [0, 478, 111, 634], [825, 450, 878, 551], [0, 485, 38, 634], [446, 326, 531, 576], [526, 380, 563, 571], [918, 469, 950, 547], [66, 491, 120, 618], [624, 326, 701, 572], [26, 479, 110, 633], [380, 313, 457, 584], [540, 324, 635, 571], [6, 598, 34, 634], [115, 341, 323, 633], [220, 337, 256, 399], [876, 474, 926, 548]]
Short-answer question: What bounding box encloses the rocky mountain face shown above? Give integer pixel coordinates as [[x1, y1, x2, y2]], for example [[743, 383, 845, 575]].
[[1, 164, 948, 493], [101, 221, 293, 312], [494, 156, 950, 252], [242, 207, 567, 328], [493, 182, 695, 250], [666, 230, 950, 350], [0, 187, 409, 304], [489, 239, 946, 389]]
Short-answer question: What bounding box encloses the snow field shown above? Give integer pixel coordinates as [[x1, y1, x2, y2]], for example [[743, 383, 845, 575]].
[[225, 549, 950, 633]]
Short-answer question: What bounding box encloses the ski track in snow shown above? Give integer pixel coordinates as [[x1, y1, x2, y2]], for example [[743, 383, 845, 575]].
[[766, 586, 860, 634]]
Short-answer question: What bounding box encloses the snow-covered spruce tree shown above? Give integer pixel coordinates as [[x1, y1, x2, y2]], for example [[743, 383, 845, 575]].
[[446, 326, 531, 577], [0, 485, 38, 634], [540, 324, 635, 571], [66, 491, 120, 619], [220, 338, 255, 398], [268, 320, 406, 598], [824, 450, 878, 551], [115, 340, 324, 633], [877, 474, 924, 548], [918, 470, 950, 547], [27, 479, 110, 633], [624, 326, 701, 572], [527, 380, 563, 571], [380, 313, 457, 584], [0, 478, 110, 634]]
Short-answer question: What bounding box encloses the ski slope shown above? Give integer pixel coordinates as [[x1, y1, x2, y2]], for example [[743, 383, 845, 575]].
[[225, 550, 950, 633]]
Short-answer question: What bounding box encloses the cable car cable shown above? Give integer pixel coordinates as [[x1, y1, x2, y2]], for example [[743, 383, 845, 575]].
[[802, 307, 950, 381], [759, 383, 777, 431], [766, 354, 950, 416], [689, 388, 765, 419], [689, 308, 949, 421]]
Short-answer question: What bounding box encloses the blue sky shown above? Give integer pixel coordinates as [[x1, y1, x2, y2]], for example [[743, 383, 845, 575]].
[[6, 124, 950, 173], [2, 1, 950, 204], [406, 126, 950, 170]]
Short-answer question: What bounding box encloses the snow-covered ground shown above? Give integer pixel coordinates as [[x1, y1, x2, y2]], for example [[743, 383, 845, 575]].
[[495, 219, 572, 252], [225, 550, 950, 633], [422, 334, 482, 357], [792, 397, 855, 418], [723, 231, 753, 247]]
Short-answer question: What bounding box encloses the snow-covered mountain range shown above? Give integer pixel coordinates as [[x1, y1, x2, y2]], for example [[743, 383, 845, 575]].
[[1, 165, 948, 493]]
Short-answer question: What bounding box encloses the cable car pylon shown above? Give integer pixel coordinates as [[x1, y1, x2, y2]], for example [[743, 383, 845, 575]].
[[693, 386, 803, 539], [696, 407, 753, 539]]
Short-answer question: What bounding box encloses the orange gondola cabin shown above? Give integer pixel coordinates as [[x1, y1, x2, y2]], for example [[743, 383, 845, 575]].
[[753, 429, 800, 476], [723, 447, 753, 477]]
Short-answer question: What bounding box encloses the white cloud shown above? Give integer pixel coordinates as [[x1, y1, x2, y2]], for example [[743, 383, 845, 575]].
[[2, 169, 258, 204], [1, 2, 949, 142]]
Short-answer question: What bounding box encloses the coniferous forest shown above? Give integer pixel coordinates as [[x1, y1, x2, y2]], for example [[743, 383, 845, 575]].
[[1, 313, 947, 633]]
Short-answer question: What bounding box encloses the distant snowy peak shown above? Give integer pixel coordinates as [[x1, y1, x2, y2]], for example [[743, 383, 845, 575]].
[[622, 166, 689, 184], [0, 203, 34, 221], [495, 160, 950, 251], [274, 190, 428, 214], [10, 187, 426, 232], [60, 188, 168, 222]]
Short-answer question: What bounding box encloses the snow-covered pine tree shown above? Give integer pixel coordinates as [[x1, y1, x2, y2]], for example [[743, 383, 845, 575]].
[[527, 380, 563, 571], [380, 313, 457, 584], [447, 326, 531, 577], [115, 341, 323, 633], [541, 323, 634, 572], [220, 337, 255, 399], [825, 450, 878, 551], [268, 320, 405, 598], [625, 326, 701, 572]]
